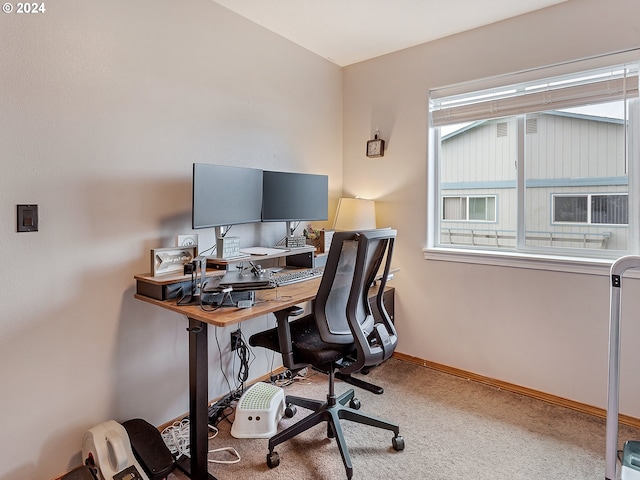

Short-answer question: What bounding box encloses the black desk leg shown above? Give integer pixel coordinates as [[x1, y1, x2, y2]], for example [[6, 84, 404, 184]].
[[176, 318, 218, 480]]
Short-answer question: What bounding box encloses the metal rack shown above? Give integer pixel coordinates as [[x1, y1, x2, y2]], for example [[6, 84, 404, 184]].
[[606, 256, 640, 480]]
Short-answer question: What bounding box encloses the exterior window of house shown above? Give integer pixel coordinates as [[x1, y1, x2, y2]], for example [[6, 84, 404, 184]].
[[429, 54, 639, 260], [552, 194, 628, 225], [443, 196, 496, 221]]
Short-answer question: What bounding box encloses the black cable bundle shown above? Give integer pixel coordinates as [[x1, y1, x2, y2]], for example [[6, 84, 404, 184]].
[[235, 334, 251, 391], [208, 330, 254, 427]]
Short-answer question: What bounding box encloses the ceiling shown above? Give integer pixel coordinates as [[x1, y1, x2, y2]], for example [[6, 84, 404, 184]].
[[213, 0, 569, 66]]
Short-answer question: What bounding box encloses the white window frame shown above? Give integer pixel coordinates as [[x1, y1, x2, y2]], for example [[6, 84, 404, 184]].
[[424, 50, 640, 275]]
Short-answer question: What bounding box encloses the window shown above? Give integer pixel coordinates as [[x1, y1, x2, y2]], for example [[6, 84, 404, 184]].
[[443, 196, 496, 221], [429, 53, 639, 260], [552, 194, 628, 225]]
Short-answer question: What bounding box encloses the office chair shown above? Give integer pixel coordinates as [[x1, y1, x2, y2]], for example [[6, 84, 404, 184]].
[[249, 229, 404, 479]]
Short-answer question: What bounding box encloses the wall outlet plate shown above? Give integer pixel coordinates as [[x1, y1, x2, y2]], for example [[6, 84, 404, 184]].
[[230, 330, 241, 350]]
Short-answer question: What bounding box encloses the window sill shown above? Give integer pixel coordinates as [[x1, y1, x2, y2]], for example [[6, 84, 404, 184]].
[[422, 246, 620, 277]]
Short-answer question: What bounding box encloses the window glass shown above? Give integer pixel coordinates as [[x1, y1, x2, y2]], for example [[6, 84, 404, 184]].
[[430, 59, 638, 259], [591, 194, 628, 225], [553, 196, 589, 223], [524, 102, 628, 251], [438, 118, 512, 248]]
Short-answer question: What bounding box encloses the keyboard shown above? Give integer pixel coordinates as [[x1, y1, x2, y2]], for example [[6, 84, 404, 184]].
[[272, 267, 324, 287]]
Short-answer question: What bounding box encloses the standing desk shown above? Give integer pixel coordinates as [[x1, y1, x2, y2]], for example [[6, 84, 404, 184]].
[[134, 274, 393, 480], [134, 276, 320, 480]]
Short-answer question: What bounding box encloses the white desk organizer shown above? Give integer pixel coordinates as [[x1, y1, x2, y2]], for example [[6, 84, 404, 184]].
[[231, 382, 285, 438]]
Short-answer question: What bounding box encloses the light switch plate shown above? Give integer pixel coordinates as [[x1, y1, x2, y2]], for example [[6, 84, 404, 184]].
[[17, 204, 38, 232]]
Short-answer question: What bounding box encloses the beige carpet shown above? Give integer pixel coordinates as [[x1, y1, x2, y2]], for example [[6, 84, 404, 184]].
[[167, 358, 639, 479]]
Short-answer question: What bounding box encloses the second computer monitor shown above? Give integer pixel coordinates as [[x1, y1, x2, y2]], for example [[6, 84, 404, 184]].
[[262, 170, 328, 236]]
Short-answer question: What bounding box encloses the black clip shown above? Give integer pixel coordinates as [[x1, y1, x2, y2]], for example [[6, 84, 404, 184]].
[[249, 261, 263, 276], [612, 274, 621, 288]]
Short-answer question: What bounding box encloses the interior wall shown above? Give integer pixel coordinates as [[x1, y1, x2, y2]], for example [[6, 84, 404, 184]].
[[343, 0, 640, 419], [0, 1, 342, 478]]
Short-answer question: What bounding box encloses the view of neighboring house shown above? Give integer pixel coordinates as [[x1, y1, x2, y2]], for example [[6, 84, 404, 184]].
[[439, 106, 629, 252]]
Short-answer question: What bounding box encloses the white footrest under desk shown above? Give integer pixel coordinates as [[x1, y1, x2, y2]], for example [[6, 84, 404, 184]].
[[231, 382, 285, 439]]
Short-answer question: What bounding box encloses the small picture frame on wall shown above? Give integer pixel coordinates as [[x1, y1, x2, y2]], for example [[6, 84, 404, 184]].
[[151, 246, 197, 276]]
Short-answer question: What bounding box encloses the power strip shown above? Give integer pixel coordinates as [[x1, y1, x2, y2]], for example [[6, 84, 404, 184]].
[[208, 389, 245, 426], [208, 404, 226, 426]]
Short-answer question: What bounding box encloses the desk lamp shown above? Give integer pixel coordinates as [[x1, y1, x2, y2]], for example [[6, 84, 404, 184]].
[[332, 198, 376, 231]]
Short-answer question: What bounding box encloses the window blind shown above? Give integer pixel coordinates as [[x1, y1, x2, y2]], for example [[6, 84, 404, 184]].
[[431, 63, 639, 127]]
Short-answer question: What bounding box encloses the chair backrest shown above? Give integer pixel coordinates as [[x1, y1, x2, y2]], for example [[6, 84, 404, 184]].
[[314, 228, 397, 373]]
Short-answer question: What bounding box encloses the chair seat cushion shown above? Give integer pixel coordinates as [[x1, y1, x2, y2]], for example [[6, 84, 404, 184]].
[[250, 315, 355, 366]]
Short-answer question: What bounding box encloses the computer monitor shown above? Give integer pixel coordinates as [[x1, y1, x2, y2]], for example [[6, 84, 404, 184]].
[[192, 163, 263, 236], [262, 170, 329, 237]]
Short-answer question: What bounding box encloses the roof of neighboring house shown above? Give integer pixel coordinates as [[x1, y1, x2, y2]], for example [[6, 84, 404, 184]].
[[441, 110, 625, 141]]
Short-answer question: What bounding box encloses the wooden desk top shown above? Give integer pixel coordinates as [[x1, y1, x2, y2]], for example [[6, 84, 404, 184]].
[[134, 279, 391, 327], [134, 278, 322, 327]]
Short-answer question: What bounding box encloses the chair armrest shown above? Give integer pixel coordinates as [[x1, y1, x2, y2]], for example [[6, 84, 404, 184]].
[[277, 306, 305, 317], [274, 306, 306, 370]]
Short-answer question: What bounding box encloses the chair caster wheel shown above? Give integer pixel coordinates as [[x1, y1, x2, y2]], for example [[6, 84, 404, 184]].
[[392, 435, 405, 451], [349, 398, 361, 410], [267, 451, 280, 468], [284, 405, 297, 418]]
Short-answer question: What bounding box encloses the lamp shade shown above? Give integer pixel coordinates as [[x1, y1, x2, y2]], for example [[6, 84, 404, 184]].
[[332, 198, 376, 231]]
